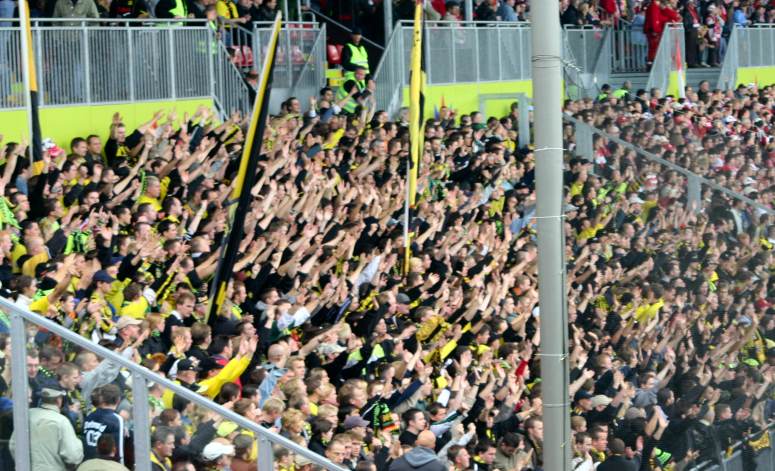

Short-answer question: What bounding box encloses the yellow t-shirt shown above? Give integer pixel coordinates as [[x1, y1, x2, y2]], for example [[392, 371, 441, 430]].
[[22, 252, 50, 277]]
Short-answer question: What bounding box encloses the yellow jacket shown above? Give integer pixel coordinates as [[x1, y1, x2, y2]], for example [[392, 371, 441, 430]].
[[162, 356, 251, 408]]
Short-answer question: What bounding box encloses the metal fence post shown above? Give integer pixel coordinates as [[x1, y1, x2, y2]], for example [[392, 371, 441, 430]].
[[83, 26, 91, 103], [518, 93, 530, 149], [383, 0, 392, 46], [258, 436, 274, 471], [496, 27, 503, 81], [132, 372, 151, 471], [10, 311, 31, 471], [687, 174, 702, 213], [576, 122, 593, 162], [208, 27, 215, 101], [127, 27, 135, 102], [34, 27, 43, 106], [285, 29, 293, 88], [474, 25, 479, 82], [168, 28, 177, 100]]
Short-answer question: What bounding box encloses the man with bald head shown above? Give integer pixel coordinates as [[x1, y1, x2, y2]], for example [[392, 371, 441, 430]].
[[389, 430, 445, 471]]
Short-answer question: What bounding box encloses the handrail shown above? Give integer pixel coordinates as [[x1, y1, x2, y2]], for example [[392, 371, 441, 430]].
[[290, 23, 326, 97], [307, 9, 384, 50], [373, 21, 405, 115], [397, 19, 530, 28], [0, 17, 209, 23], [1, 297, 347, 471], [591, 27, 612, 90], [563, 115, 775, 216], [717, 26, 739, 90], [645, 22, 683, 93], [687, 423, 775, 471]]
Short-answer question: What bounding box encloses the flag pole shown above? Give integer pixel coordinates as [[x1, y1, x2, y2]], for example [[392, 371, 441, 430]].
[[18, 1, 39, 159], [407, 0, 423, 207], [206, 12, 282, 323], [404, 0, 424, 275]]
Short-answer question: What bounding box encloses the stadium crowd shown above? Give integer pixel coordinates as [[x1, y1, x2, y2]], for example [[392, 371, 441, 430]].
[[0, 74, 773, 471]]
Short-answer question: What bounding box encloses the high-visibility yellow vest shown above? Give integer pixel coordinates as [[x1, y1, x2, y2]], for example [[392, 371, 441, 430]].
[[170, 0, 187, 18], [336, 78, 365, 114], [343, 43, 369, 80]]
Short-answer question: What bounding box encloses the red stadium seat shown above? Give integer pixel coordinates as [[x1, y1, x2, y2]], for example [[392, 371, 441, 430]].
[[327, 44, 341, 64]]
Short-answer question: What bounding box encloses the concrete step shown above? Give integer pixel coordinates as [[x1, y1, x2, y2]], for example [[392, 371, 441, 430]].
[[685, 67, 720, 89], [610, 73, 649, 93]]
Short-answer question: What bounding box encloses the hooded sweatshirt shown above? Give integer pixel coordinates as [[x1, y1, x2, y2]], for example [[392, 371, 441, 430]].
[[389, 446, 446, 471]]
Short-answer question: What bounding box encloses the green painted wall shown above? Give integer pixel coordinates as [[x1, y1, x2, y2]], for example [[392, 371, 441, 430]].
[[736, 67, 775, 87], [402, 80, 534, 120], [0, 99, 213, 149]]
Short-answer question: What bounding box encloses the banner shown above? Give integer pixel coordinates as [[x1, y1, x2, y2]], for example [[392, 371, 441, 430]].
[[19, 2, 41, 160], [404, 0, 426, 274], [207, 12, 282, 323]]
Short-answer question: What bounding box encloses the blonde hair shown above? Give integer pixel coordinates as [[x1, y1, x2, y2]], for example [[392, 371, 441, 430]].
[[262, 397, 286, 415], [281, 408, 306, 431], [317, 404, 338, 420]]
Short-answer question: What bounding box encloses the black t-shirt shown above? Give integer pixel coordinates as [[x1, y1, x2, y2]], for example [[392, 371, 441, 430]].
[[399, 430, 418, 447]]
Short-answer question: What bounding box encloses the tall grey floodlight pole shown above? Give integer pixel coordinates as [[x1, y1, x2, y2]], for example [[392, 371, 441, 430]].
[[531, 1, 571, 470], [383, 0, 392, 45]]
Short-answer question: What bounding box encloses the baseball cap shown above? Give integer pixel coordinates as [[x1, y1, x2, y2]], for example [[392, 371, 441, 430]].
[[93, 270, 116, 284], [115, 316, 142, 330], [202, 441, 235, 460], [574, 390, 593, 402], [40, 387, 66, 399], [177, 359, 200, 372], [343, 416, 370, 429], [199, 357, 224, 374]]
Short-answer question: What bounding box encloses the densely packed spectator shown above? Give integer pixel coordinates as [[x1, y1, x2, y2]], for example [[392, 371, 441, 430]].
[[0, 78, 773, 471]]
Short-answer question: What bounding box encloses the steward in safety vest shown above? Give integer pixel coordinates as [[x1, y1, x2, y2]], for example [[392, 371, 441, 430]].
[[341, 27, 369, 81], [154, 0, 187, 21], [596, 84, 612, 102], [611, 80, 632, 101], [335, 66, 368, 115]]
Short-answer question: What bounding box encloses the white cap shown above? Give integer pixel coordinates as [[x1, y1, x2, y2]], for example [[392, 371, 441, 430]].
[[202, 441, 235, 461]]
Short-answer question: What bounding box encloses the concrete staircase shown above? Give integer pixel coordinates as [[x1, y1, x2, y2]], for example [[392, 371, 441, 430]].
[[609, 72, 649, 93], [607, 68, 720, 95], [685, 67, 721, 89]]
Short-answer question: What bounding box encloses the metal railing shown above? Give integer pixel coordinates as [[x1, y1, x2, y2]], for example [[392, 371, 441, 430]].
[[213, 36, 253, 118], [250, 21, 323, 91], [563, 26, 611, 98], [688, 425, 775, 471], [0, 18, 251, 113], [374, 23, 407, 116], [611, 20, 648, 72], [717, 26, 740, 90], [373, 20, 531, 114], [565, 114, 775, 216], [736, 24, 775, 67], [717, 25, 775, 90], [290, 23, 326, 105], [646, 23, 684, 94], [421, 20, 531, 84], [0, 296, 347, 471]]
